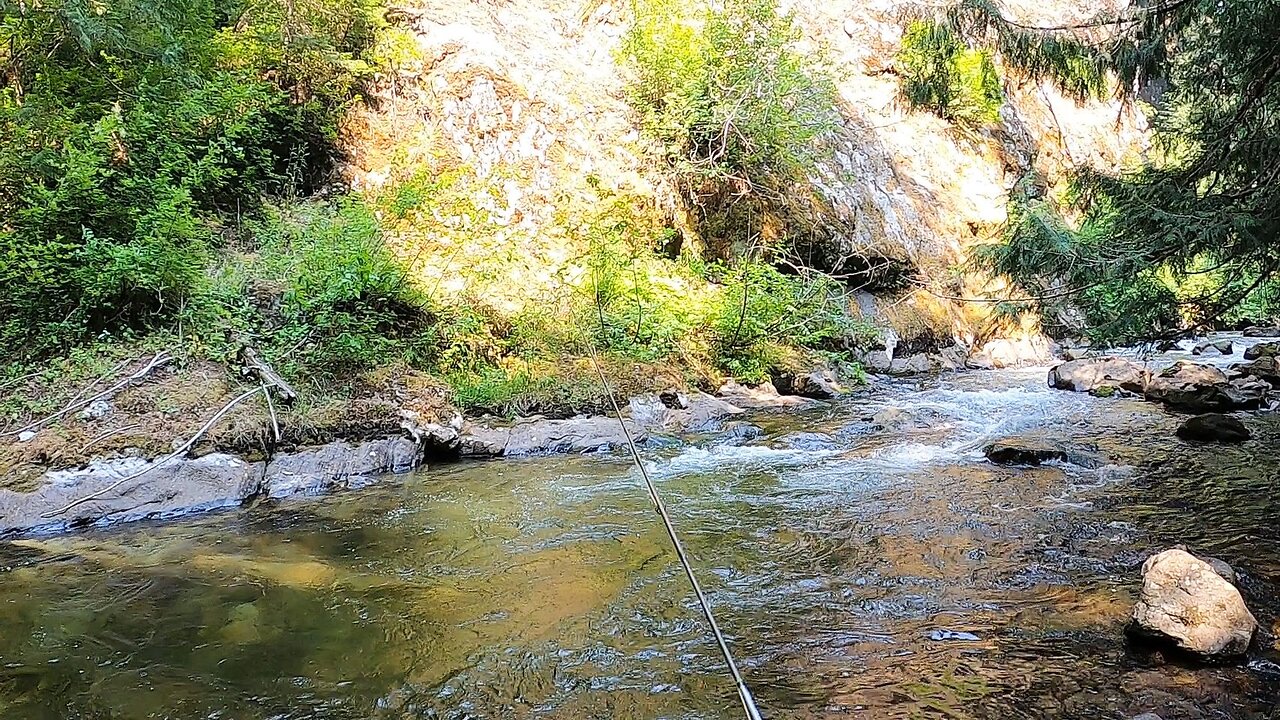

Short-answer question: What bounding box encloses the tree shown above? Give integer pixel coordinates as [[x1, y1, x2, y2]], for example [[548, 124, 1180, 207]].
[[910, 0, 1280, 340]]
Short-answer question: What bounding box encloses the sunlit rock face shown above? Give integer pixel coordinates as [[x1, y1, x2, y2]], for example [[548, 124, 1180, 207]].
[[342, 0, 1147, 343]]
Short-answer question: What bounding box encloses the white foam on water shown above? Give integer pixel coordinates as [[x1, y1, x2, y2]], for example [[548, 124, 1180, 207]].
[[646, 444, 841, 479]]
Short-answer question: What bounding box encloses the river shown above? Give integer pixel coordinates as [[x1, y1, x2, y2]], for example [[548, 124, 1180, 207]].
[[1, 343, 1278, 719]]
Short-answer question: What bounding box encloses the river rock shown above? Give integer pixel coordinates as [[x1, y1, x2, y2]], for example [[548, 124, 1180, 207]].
[[1130, 548, 1257, 659], [1243, 341, 1280, 360], [457, 424, 510, 457], [889, 353, 934, 375], [1243, 326, 1280, 337], [629, 391, 744, 431], [1143, 361, 1267, 412], [717, 380, 818, 410], [0, 453, 265, 535], [773, 431, 838, 451], [1048, 357, 1148, 394], [969, 337, 1054, 369], [77, 399, 113, 421], [503, 416, 646, 455], [264, 437, 423, 498], [771, 367, 842, 399], [861, 350, 892, 373], [982, 438, 1100, 468], [1193, 340, 1233, 356], [1234, 355, 1280, 387], [1176, 414, 1250, 443]]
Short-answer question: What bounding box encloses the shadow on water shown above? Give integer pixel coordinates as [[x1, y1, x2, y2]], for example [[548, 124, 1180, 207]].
[[1, 360, 1279, 718]]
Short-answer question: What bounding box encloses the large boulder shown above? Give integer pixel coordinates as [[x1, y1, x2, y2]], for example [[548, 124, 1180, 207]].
[[889, 353, 934, 375], [1176, 414, 1250, 443], [1048, 357, 1148, 394], [1233, 355, 1280, 386], [1130, 548, 1257, 659], [1192, 340, 1233, 356], [628, 391, 744, 431], [770, 367, 843, 399], [0, 453, 265, 535], [1242, 326, 1280, 337], [1243, 341, 1280, 360], [503, 416, 646, 455], [1143, 361, 1267, 412], [861, 350, 892, 374], [264, 438, 423, 498], [717, 380, 818, 410]]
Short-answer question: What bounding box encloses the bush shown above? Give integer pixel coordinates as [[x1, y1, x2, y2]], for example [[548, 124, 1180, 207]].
[[0, 0, 386, 360], [897, 19, 1004, 127], [622, 0, 837, 243]]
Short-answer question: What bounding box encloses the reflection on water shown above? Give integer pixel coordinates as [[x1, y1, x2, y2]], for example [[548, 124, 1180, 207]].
[[1, 365, 1279, 719]]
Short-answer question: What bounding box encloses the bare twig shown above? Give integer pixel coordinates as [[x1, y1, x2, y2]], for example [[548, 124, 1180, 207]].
[[82, 424, 142, 454], [262, 381, 281, 443], [2, 353, 171, 439], [40, 386, 265, 519]]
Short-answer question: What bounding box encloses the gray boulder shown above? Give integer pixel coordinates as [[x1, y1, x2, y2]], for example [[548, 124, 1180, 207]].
[[770, 367, 843, 399], [1130, 548, 1256, 659], [1242, 326, 1280, 337], [889, 353, 934, 375], [717, 380, 818, 410], [1233, 355, 1280, 386], [264, 438, 423, 498], [1193, 340, 1234, 356], [1048, 356, 1148, 394], [629, 391, 744, 432], [503, 416, 645, 456], [1176, 414, 1250, 443], [0, 453, 265, 535], [861, 350, 892, 373]]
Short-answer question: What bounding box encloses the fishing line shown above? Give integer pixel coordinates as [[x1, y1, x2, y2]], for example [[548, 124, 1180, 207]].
[[579, 339, 764, 720]]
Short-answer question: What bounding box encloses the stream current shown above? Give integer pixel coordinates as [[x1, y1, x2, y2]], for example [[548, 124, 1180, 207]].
[[1, 339, 1278, 719]]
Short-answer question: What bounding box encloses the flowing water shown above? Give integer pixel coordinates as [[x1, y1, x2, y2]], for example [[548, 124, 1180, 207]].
[[2, 344, 1280, 719]]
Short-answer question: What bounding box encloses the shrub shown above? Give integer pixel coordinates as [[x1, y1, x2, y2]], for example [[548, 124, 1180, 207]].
[[0, 0, 386, 360], [897, 19, 1004, 127], [622, 0, 838, 243]]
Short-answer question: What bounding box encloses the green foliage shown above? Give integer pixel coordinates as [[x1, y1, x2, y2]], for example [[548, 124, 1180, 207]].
[[941, 0, 1280, 335], [0, 0, 386, 360], [897, 20, 1004, 126], [622, 0, 837, 242], [711, 263, 878, 381]]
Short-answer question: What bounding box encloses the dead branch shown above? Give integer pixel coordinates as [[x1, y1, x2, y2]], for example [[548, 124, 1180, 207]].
[[41, 386, 266, 519], [238, 346, 298, 405], [2, 352, 172, 439]]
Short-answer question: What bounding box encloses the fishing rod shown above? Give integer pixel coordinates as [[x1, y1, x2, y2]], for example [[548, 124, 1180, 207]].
[[582, 348, 764, 720]]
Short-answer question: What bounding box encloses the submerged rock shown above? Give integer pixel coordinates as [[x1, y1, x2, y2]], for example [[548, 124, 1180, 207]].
[[982, 438, 1101, 468], [1130, 548, 1257, 659], [1143, 361, 1267, 412], [1048, 357, 1148, 394], [1176, 414, 1250, 443]]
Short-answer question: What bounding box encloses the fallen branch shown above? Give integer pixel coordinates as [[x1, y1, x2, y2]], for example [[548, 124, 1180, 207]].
[[238, 346, 298, 405], [2, 352, 172, 439], [41, 385, 265, 519]]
